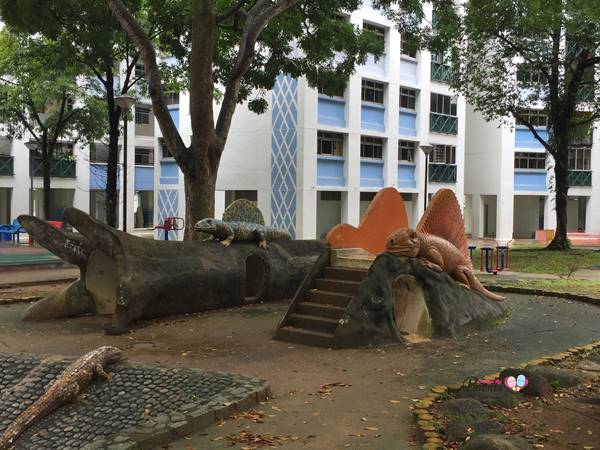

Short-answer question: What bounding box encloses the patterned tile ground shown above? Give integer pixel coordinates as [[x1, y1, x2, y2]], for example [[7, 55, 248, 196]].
[[0, 353, 269, 450]]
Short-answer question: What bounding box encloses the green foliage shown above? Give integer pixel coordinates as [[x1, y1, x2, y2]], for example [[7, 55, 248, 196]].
[[0, 30, 105, 148]]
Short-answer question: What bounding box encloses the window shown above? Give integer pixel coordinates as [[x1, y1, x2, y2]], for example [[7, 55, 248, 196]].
[[362, 80, 385, 104], [360, 136, 384, 159], [363, 22, 386, 46], [430, 144, 456, 164], [399, 140, 416, 162], [135, 62, 145, 79], [400, 87, 416, 110], [514, 152, 546, 169], [430, 93, 457, 116], [135, 147, 154, 165], [165, 91, 180, 106], [516, 64, 546, 85], [66, 97, 75, 111], [90, 143, 109, 163], [225, 190, 258, 207], [320, 191, 342, 201], [53, 143, 74, 159], [159, 138, 173, 158], [400, 33, 418, 58], [516, 109, 547, 127], [569, 147, 591, 171], [431, 51, 447, 65], [318, 83, 345, 98], [0, 137, 11, 156], [317, 131, 344, 157], [135, 107, 151, 125]]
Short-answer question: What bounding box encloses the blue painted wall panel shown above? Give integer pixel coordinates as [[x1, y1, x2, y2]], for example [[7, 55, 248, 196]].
[[317, 97, 346, 128], [399, 110, 417, 136], [515, 127, 548, 148], [317, 156, 345, 187], [514, 171, 547, 192], [397, 163, 416, 189], [361, 104, 386, 132], [160, 160, 179, 185], [135, 166, 154, 191], [360, 159, 384, 187], [169, 107, 180, 129], [399, 59, 418, 83]]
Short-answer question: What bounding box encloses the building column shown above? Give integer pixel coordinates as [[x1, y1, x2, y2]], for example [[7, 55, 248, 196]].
[[496, 191, 514, 244], [471, 194, 484, 239]]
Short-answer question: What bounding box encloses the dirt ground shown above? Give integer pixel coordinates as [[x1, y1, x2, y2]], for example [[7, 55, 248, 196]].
[[0, 284, 600, 449], [496, 371, 600, 450]]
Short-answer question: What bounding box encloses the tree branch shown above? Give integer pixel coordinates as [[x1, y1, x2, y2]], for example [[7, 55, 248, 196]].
[[14, 109, 41, 145], [511, 110, 552, 154], [105, 0, 187, 164], [216, 0, 249, 23], [215, 0, 302, 147]]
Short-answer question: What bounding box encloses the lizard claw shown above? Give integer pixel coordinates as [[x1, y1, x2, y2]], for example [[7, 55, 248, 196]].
[[259, 240, 268, 250], [220, 240, 231, 248]]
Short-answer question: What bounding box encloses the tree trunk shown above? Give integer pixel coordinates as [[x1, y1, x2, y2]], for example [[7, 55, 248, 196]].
[[547, 158, 570, 250], [183, 168, 216, 240], [41, 132, 51, 220], [105, 68, 121, 228]]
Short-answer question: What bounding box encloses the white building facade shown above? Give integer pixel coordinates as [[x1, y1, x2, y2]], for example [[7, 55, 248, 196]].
[[464, 105, 600, 243]]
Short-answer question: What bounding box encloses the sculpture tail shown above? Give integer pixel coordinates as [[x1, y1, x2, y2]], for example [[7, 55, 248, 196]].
[[465, 271, 505, 302]]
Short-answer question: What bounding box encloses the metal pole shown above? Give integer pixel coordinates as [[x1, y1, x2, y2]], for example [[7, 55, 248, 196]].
[[29, 150, 34, 215], [122, 115, 127, 232], [424, 157, 429, 211]]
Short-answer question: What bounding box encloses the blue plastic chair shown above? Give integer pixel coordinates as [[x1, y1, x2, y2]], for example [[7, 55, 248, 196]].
[[0, 219, 26, 244]]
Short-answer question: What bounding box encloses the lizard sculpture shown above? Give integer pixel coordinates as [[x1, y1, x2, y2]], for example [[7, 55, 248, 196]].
[[385, 189, 505, 302], [0, 346, 122, 449], [195, 218, 291, 249], [386, 228, 505, 301]]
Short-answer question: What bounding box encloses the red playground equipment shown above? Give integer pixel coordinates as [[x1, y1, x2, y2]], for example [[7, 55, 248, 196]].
[[153, 217, 185, 241]]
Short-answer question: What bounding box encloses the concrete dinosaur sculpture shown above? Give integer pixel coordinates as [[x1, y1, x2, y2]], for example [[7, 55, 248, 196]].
[[195, 218, 291, 249], [386, 189, 505, 302], [0, 346, 123, 449]]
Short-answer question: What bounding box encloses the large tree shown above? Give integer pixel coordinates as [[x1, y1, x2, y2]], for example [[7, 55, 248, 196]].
[[0, 0, 178, 227], [104, 0, 401, 239], [0, 31, 105, 219], [444, 0, 600, 249]]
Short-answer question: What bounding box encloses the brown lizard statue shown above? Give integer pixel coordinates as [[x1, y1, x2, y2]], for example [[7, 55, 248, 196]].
[[0, 346, 123, 449], [385, 189, 505, 302]]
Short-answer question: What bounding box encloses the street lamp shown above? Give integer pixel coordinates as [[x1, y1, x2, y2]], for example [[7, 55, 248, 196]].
[[114, 95, 135, 232], [420, 143, 434, 211], [24, 141, 38, 216]]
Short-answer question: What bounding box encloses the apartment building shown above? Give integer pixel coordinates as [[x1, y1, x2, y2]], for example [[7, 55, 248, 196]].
[[465, 92, 600, 243]]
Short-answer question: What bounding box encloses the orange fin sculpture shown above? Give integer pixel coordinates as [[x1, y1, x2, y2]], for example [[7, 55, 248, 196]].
[[386, 189, 505, 302], [326, 188, 408, 255]]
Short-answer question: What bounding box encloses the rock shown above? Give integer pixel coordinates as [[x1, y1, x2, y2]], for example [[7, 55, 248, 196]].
[[524, 365, 582, 388], [578, 396, 600, 405], [441, 399, 491, 420], [460, 434, 531, 450], [500, 368, 552, 397], [447, 419, 505, 442], [455, 388, 522, 408]]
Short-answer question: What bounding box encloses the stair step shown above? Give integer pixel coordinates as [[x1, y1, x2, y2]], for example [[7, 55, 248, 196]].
[[296, 302, 346, 320], [276, 326, 335, 348], [314, 278, 360, 295], [322, 266, 367, 282], [306, 289, 352, 308], [287, 313, 339, 334]]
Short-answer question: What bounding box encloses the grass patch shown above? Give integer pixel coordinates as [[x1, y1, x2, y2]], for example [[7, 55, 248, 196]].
[[471, 247, 600, 275], [485, 278, 600, 300]]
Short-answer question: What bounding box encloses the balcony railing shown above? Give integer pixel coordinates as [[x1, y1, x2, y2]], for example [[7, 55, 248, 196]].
[[0, 156, 13, 176], [429, 163, 457, 183], [430, 112, 458, 134], [31, 157, 76, 178], [568, 170, 592, 187], [431, 62, 452, 82]]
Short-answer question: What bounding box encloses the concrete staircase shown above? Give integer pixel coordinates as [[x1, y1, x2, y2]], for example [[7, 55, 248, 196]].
[[275, 265, 367, 347]]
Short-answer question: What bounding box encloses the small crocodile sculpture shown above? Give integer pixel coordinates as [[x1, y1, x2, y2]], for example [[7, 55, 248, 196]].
[[386, 228, 505, 301], [195, 218, 291, 249], [0, 346, 122, 449]]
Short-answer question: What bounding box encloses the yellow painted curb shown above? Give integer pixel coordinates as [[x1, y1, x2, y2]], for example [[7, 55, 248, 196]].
[[431, 385, 447, 394]]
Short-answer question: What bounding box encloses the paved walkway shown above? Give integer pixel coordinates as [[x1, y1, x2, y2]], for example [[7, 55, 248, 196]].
[[479, 268, 600, 282], [0, 293, 597, 449], [0, 267, 78, 287]]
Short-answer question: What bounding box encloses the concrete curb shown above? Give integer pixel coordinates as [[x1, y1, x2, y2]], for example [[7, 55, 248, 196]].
[[411, 339, 600, 450], [0, 295, 43, 305], [0, 277, 77, 289], [484, 284, 600, 306]]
